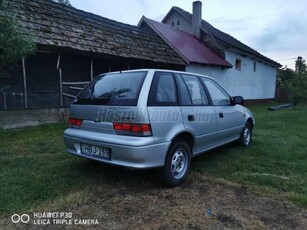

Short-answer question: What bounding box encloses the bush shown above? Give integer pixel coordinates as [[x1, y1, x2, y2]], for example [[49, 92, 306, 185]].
[[277, 57, 307, 109]]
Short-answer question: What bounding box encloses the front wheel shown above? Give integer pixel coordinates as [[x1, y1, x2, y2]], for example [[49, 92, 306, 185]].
[[238, 122, 252, 146], [159, 140, 191, 187]]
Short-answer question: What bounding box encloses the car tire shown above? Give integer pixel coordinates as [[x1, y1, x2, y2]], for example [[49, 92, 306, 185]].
[[238, 122, 252, 146], [159, 140, 191, 187]]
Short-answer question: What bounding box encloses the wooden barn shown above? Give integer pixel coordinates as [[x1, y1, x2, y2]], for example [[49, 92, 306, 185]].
[[0, 0, 185, 112]]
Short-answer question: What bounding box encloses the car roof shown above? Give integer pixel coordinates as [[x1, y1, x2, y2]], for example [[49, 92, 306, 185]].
[[104, 69, 215, 81]]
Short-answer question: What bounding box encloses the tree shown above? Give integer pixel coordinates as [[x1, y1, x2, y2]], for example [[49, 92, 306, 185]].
[[0, 0, 36, 81], [276, 66, 295, 87], [295, 56, 306, 73], [283, 57, 307, 109]]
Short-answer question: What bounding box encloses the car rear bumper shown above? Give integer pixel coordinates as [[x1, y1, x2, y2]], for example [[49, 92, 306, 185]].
[[63, 129, 170, 169]]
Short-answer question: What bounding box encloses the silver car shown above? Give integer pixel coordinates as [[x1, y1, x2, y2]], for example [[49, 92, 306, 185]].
[[64, 69, 254, 186]]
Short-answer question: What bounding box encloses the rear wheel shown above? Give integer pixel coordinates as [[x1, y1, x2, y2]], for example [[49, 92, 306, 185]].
[[159, 140, 191, 187], [238, 122, 252, 146]]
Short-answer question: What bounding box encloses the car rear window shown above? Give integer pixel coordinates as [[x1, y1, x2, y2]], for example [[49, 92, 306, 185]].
[[74, 71, 147, 106]]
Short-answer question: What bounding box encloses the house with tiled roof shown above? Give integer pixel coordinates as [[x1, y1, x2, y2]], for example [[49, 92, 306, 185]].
[[139, 1, 281, 101], [0, 0, 185, 113]]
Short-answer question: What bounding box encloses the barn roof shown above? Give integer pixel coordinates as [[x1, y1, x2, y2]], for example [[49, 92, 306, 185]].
[[4, 0, 185, 66], [163, 6, 281, 67]]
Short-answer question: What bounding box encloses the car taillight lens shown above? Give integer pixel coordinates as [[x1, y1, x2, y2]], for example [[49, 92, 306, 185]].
[[68, 118, 83, 128], [113, 123, 152, 136]]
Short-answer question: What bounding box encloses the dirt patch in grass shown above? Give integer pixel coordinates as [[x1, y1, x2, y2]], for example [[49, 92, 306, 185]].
[[2, 171, 306, 229]]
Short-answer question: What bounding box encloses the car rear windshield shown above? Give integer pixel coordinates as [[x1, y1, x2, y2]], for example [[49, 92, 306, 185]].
[[74, 71, 147, 106]]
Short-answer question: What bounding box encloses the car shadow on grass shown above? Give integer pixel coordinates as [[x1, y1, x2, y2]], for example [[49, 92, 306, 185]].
[[69, 158, 164, 189], [67, 141, 244, 191]]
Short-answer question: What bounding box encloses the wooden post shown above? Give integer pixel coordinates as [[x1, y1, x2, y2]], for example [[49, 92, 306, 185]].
[[90, 58, 93, 81], [57, 53, 63, 107], [59, 68, 63, 107], [22, 57, 28, 109], [3, 93, 7, 111], [56, 53, 61, 69]]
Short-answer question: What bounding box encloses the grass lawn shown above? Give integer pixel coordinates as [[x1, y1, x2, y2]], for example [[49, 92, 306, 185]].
[[0, 104, 306, 217], [192, 104, 307, 207]]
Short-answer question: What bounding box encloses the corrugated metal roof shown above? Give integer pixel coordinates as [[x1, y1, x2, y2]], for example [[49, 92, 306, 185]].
[[3, 0, 185, 66], [165, 6, 281, 67], [141, 17, 232, 68]]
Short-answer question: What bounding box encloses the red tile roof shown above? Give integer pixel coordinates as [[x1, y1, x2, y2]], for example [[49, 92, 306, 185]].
[[140, 17, 232, 68]]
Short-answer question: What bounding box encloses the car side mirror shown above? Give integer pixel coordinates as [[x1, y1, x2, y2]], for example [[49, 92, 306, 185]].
[[232, 96, 244, 105]]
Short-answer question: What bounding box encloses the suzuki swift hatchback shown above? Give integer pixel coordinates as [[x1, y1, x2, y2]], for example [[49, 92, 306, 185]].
[[64, 69, 254, 186]]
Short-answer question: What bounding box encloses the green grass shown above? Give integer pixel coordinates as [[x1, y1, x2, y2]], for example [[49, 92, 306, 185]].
[[0, 124, 85, 214], [192, 104, 307, 207], [0, 104, 306, 216], [0, 124, 154, 216]]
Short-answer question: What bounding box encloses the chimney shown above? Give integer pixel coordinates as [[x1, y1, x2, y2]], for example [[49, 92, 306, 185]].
[[192, 1, 202, 38]]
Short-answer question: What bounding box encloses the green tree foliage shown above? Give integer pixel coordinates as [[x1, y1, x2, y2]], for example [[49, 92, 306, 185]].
[[278, 57, 307, 109], [276, 66, 295, 87], [0, 0, 36, 80], [295, 56, 306, 73]]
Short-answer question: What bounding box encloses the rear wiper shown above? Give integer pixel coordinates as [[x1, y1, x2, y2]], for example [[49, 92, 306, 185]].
[[96, 88, 131, 100]]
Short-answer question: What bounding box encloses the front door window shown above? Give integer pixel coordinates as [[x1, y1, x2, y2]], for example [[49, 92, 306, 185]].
[[201, 78, 231, 106]]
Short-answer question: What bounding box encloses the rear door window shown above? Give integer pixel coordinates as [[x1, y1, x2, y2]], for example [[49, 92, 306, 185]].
[[74, 71, 147, 106], [181, 74, 209, 105], [175, 74, 192, 106]]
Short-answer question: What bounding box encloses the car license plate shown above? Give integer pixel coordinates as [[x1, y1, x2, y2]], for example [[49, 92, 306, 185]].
[[80, 143, 111, 160]]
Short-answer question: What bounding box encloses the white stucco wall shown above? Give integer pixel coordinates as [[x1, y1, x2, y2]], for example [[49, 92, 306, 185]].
[[163, 12, 193, 34], [186, 50, 277, 99], [164, 12, 277, 100]]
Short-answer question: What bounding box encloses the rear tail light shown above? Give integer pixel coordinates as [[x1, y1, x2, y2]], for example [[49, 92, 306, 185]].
[[113, 123, 152, 137], [68, 118, 83, 128]]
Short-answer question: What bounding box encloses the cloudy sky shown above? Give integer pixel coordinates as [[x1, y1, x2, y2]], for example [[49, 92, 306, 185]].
[[69, 0, 307, 69]]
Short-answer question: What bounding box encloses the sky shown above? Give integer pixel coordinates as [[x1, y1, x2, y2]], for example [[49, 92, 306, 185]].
[[69, 0, 307, 69]]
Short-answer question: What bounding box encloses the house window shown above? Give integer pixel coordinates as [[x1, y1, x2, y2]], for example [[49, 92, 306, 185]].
[[253, 61, 256, 72], [171, 21, 174, 27], [177, 20, 180, 25], [235, 58, 241, 70]]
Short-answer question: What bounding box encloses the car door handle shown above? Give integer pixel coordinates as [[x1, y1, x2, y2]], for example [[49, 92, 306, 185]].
[[219, 112, 224, 118], [188, 115, 195, 121]]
